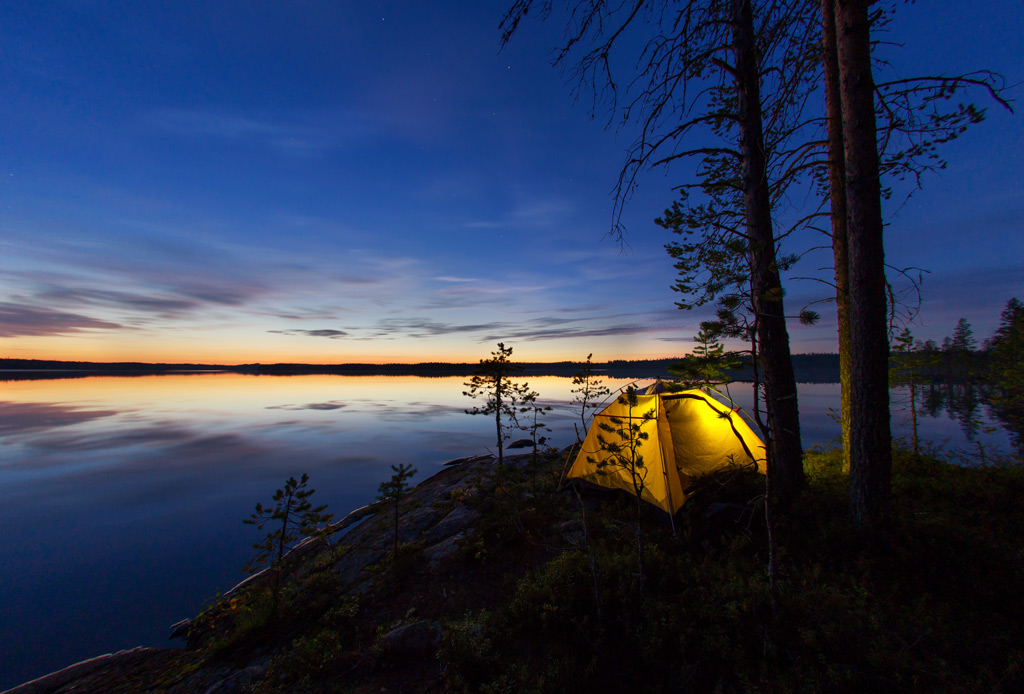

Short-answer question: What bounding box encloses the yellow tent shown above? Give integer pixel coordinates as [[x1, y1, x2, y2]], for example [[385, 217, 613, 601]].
[[567, 384, 766, 515]]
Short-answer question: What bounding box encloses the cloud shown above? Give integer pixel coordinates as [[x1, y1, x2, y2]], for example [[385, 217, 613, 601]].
[[149, 108, 379, 158], [35, 287, 203, 317], [269, 329, 348, 339], [0, 302, 123, 337], [483, 323, 650, 342], [373, 318, 511, 339], [150, 110, 328, 158], [5, 225, 283, 319]]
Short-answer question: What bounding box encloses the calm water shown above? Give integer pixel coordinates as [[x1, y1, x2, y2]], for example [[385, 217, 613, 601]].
[[0, 374, 1013, 688]]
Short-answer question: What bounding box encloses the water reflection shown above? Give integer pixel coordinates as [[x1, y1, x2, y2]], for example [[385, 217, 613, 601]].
[[0, 373, 1014, 689], [916, 381, 1022, 456]]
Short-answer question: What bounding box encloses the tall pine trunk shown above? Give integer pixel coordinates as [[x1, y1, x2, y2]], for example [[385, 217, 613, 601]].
[[834, 0, 892, 525], [733, 0, 805, 503], [821, 0, 853, 472]]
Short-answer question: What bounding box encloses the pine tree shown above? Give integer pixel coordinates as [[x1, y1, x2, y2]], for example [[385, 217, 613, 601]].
[[570, 353, 610, 441], [889, 328, 923, 459], [464, 343, 535, 465], [669, 323, 741, 389], [519, 388, 552, 465], [376, 463, 418, 560], [985, 298, 1024, 453], [243, 473, 333, 606], [589, 386, 656, 591]]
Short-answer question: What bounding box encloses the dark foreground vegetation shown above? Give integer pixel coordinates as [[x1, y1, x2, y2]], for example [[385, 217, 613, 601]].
[[16, 445, 1023, 693]]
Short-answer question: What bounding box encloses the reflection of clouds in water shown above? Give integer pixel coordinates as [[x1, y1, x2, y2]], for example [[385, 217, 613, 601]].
[[165, 433, 274, 460], [25, 424, 200, 452], [328, 454, 386, 468], [330, 399, 470, 421], [260, 419, 347, 434], [266, 401, 347, 411], [0, 401, 118, 435]]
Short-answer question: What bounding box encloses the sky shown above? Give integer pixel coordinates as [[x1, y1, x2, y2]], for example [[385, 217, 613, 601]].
[[1, 0, 1022, 364]]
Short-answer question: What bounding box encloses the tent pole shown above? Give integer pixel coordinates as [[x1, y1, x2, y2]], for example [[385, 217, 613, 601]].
[[657, 395, 677, 535]]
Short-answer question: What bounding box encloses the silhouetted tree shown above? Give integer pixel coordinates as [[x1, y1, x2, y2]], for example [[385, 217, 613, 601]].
[[985, 298, 1024, 454], [590, 386, 655, 591], [244, 473, 333, 606], [819, 0, 1008, 475], [376, 463, 418, 560], [828, 0, 891, 525], [519, 388, 552, 466], [669, 323, 742, 389], [890, 328, 923, 459], [464, 343, 534, 465], [570, 353, 610, 440]]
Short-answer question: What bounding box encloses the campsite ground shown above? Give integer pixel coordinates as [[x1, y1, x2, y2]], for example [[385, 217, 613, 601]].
[[9, 446, 1024, 693]]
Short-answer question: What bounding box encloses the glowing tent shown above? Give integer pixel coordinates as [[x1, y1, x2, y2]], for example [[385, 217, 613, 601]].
[[567, 383, 766, 515]]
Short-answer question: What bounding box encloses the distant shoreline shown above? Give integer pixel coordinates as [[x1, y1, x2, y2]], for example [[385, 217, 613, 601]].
[[0, 355, 842, 383]]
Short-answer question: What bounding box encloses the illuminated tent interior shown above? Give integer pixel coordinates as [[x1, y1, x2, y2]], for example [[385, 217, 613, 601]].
[[567, 383, 766, 515]]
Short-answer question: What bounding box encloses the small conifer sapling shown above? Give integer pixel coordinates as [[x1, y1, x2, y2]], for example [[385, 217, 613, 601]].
[[590, 386, 655, 590], [376, 463, 417, 559], [570, 353, 611, 441], [244, 473, 333, 606]]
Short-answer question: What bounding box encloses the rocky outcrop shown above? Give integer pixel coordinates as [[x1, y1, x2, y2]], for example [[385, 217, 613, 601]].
[[5, 451, 526, 694], [1, 648, 161, 694], [381, 620, 441, 657], [330, 453, 496, 590]]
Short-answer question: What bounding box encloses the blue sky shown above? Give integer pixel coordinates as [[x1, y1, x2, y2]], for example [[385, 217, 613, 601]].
[[1, 0, 1021, 363]]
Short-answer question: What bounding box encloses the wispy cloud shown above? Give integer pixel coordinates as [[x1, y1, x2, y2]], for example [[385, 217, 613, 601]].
[[34, 287, 203, 317], [433, 276, 478, 283], [372, 318, 511, 339], [483, 323, 649, 342], [269, 329, 348, 339], [148, 109, 374, 158], [0, 302, 123, 337]]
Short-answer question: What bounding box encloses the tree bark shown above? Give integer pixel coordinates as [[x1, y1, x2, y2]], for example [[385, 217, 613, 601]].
[[733, 0, 805, 503], [821, 0, 853, 472], [495, 374, 504, 465], [834, 0, 892, 525]]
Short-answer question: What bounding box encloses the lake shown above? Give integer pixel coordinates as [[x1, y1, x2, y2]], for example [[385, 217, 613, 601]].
[[0, 373, 1014, 688]]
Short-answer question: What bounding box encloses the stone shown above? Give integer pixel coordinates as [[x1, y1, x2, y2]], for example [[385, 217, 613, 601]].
[[381, 621, 440, 657], [201, 665, 267, 694], [424, 533, 464, 570], [558, 519, 585, 546], [423, 505, 479, 545], [2, 648, 160, 694]]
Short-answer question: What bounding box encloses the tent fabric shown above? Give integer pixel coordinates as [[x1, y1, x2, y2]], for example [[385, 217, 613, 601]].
[[567, 386, 766, 515]]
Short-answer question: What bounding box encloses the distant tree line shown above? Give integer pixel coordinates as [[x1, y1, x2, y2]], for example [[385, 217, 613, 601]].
[[0, 355, 844, 382]]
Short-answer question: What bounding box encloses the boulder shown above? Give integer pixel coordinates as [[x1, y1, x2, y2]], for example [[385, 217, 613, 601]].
[[423, 505, 479, 545], [423, 533, 464, 570], [200, 665, 267, 694], [381, 620, 440, 657]]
